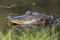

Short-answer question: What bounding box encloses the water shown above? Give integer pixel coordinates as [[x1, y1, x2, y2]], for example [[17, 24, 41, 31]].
[[0, 5, 60, 31]]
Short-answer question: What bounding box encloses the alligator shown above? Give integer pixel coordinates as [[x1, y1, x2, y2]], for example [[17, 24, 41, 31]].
[[7, 11, 60, 30]]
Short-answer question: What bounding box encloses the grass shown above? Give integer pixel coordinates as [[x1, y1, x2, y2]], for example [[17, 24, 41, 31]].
[[0, 24, 59, 40]]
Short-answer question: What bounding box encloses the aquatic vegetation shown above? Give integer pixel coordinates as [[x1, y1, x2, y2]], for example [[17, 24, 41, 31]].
[[0, 24, 59, 40]]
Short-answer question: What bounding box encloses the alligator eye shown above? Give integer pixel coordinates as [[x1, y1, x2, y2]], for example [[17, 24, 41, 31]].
[[40, 19, 44, 21]]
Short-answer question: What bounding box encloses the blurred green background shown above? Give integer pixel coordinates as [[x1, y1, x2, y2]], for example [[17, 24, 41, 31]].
[[0, 0, 60, 31]]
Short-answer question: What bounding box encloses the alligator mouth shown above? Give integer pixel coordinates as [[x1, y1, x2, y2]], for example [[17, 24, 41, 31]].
[[8, 19, 37, 24], [11, 23, 19, 26]]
